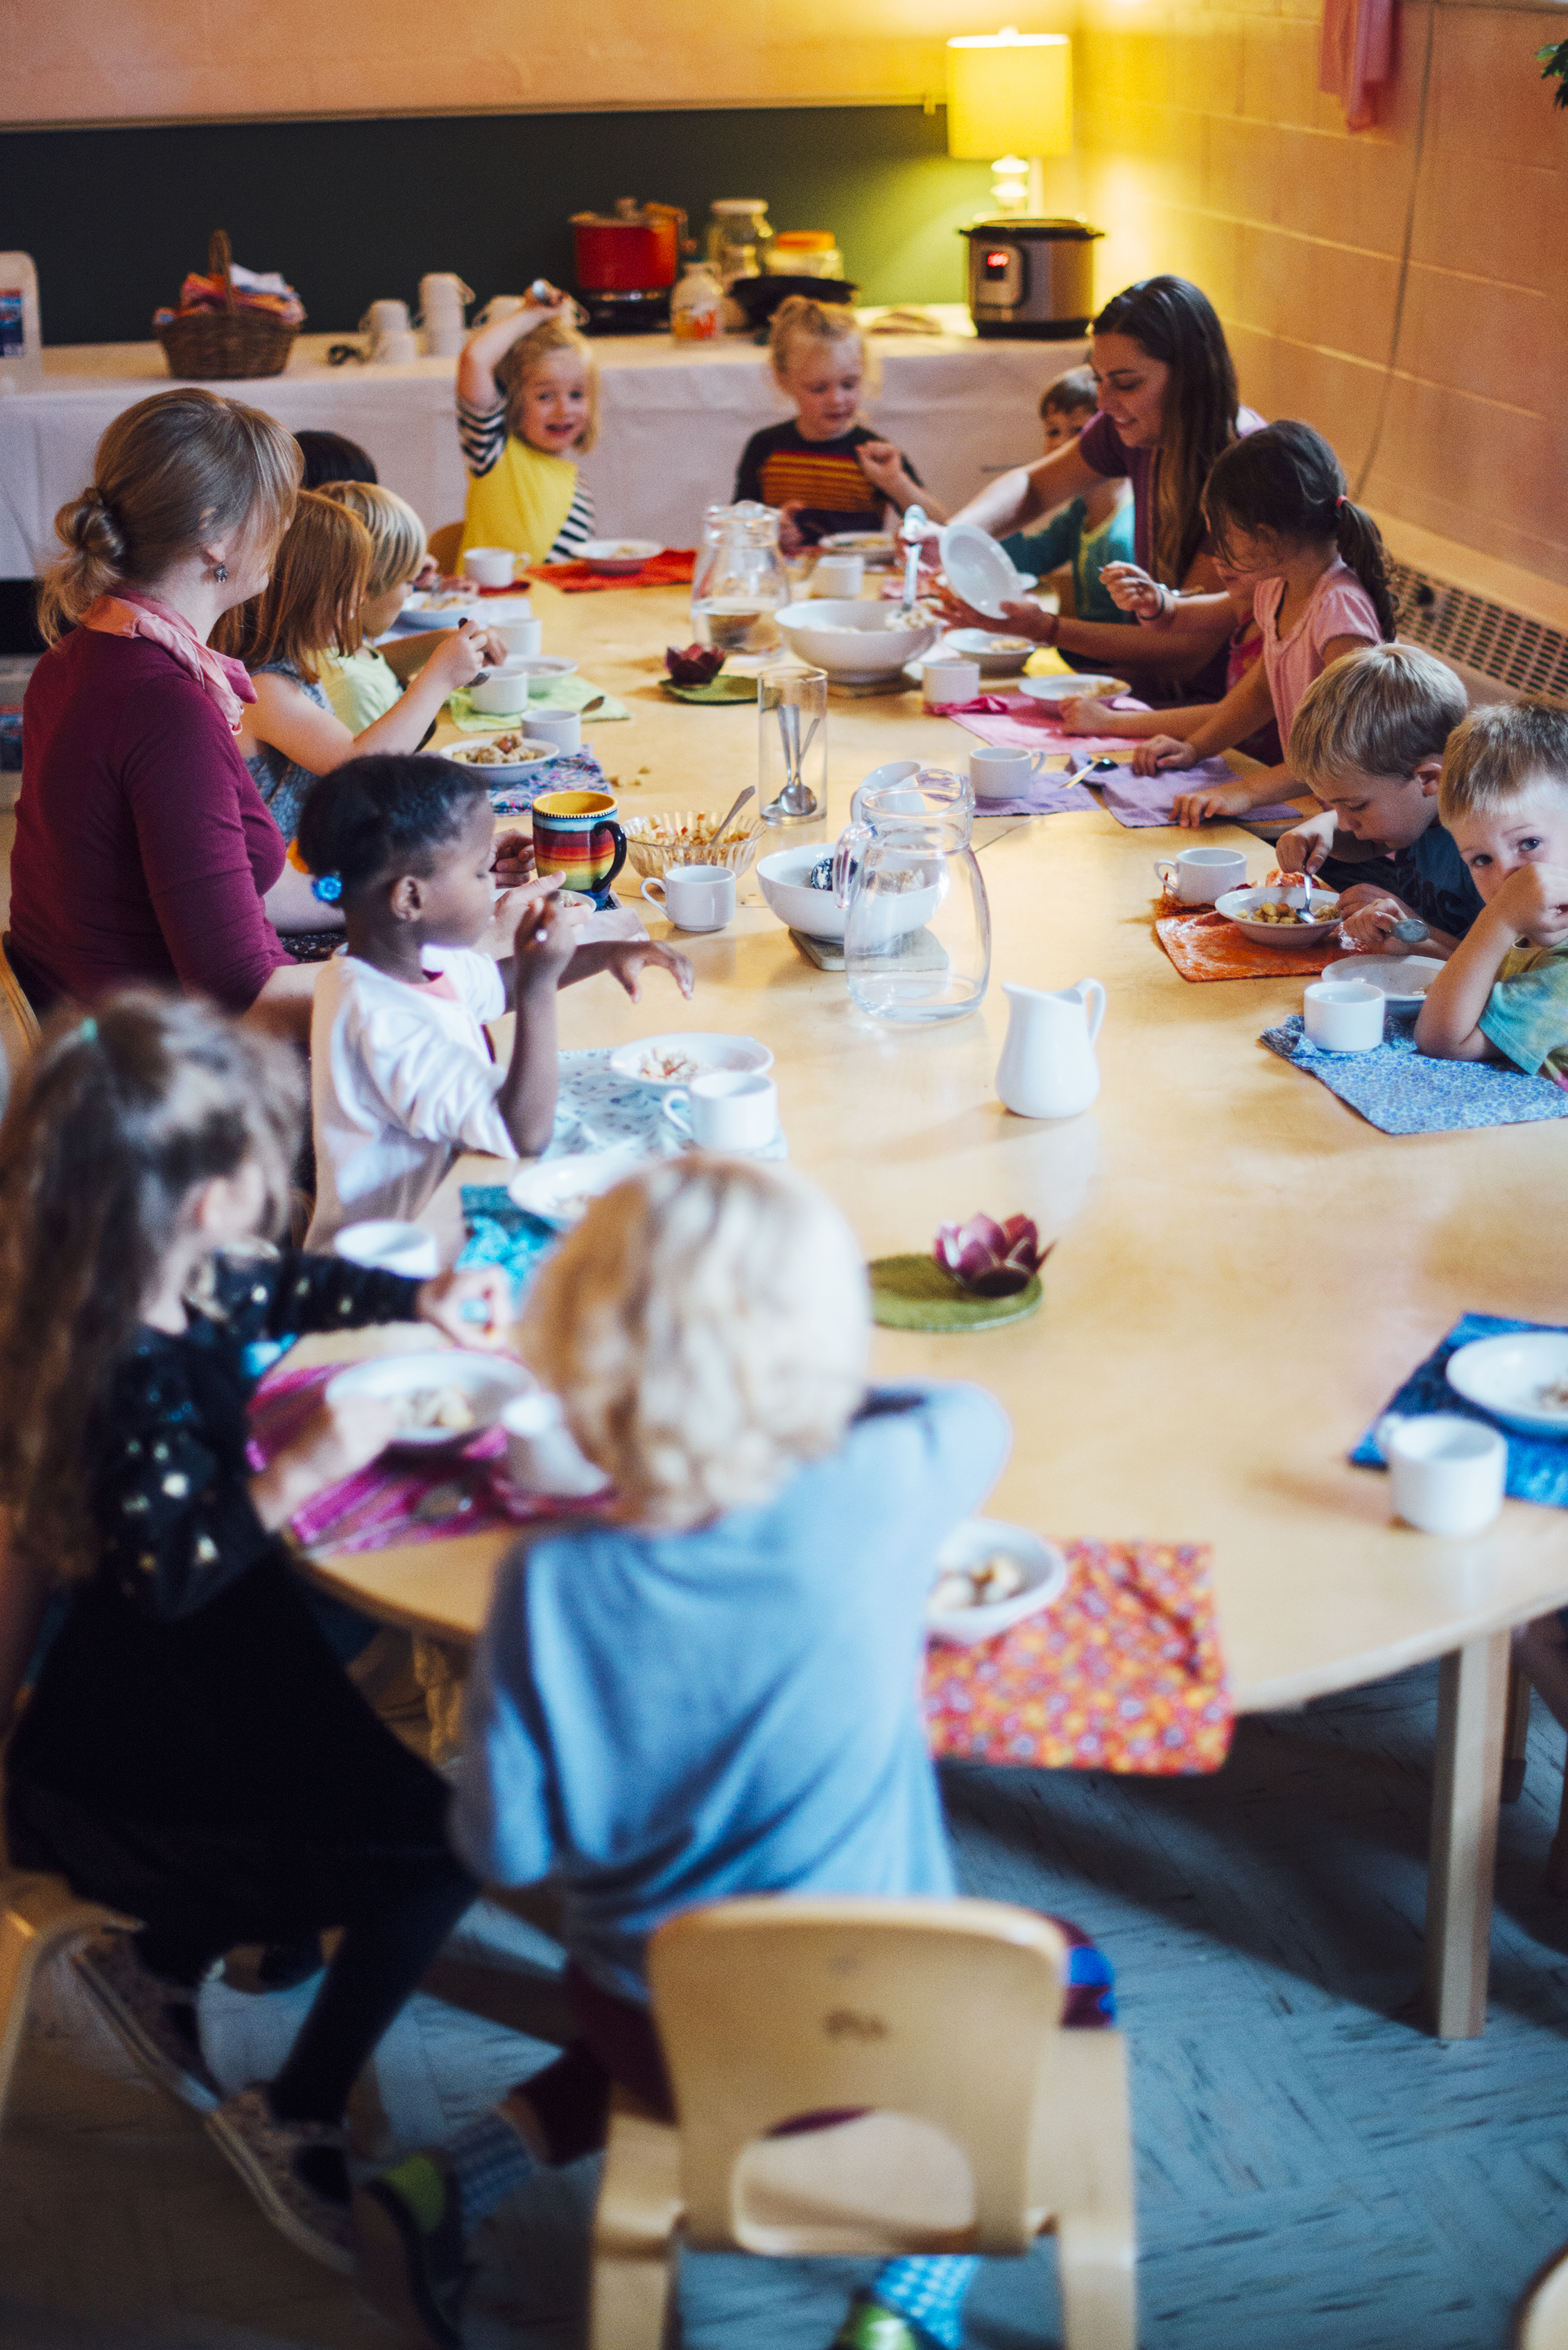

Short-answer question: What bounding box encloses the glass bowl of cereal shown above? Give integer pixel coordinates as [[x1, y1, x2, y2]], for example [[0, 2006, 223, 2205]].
[[623, 808, 766, 882]]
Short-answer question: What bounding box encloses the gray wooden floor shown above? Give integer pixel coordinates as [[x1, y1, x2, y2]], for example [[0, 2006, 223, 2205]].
[[6, 1661, 1568, 2349]]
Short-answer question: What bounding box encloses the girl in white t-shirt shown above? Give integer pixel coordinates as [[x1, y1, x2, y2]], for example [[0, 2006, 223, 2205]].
[[294, 755, 691, 1248]]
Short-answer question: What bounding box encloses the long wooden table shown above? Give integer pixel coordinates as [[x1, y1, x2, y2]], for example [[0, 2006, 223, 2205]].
[[295, 578, 1568, 2039]]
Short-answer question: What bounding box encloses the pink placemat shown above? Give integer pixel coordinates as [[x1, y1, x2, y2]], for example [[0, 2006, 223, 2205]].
[[249, 1363, 605, 1555]]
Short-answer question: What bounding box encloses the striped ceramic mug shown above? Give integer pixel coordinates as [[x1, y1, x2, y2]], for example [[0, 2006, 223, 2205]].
[[531, 790, 627, 905]]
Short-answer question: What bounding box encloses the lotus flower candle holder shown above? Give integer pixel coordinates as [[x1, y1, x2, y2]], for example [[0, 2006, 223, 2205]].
[[665, 643, 725, 687], [933, 1214, 1048, 1299]]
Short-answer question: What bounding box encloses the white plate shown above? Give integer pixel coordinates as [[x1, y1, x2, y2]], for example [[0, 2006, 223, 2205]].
[[439, 739, 557, 782], [578, 537, 662, 574], [508, 1144, 651, 1230], [1447, 1331, 1568, 1436], [1017, 672, 1130, 704], [1215, 884, 1343, 945], [938, 521, 1035, 621], [398, 590, 478, 631], [818, 531, 899, 565], [1323, 954, 1445, 1009], [608, 1032, 774, 1091], [325, 1350, 535, 1450], [927, 1518, 1069, 1646]]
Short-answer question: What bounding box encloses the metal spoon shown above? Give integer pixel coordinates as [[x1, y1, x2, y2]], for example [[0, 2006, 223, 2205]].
[[711, 784, 755, 844], [1389, 916, 1430, 945]]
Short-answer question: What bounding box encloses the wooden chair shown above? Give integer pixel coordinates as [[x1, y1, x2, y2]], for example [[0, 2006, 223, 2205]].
[[589, 1896, 1137, 2350], [1499, 1664, 1568, 1894], [425, 521, 465, 577], [0, 1870, 131, 2134], [1513, 2239, 1568, 2345]]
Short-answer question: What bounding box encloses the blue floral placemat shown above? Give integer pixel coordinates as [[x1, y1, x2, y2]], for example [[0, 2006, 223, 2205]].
[[1350, 1312, 1568, 1507], [474, 747, 608, 817], [1260, 1008, 1568, 1134]]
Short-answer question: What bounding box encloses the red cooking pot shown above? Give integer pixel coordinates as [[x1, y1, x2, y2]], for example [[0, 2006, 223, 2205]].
[[571, 203, 684, 293]]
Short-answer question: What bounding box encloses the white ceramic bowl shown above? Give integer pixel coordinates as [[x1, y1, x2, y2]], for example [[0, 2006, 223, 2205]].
[[1323, 953, 1445, 1009], [755, 843, 940, 948], [398, 590, 477, 631], [938, 522, 1035, 621], [507, 1143, 651, 1230], [1215, 884, 1343, 945], [926, 1518, 1069, 1646], [1447, 1332, 1568, 1436], [439, 738, 556, 782], [607, 1032, 773, 1091], [578, 536, 662, 574], [818, 530, 898, 566], [1017, 672, 1130, 704], [325, 1350, 535, 1450], [941, 628, 1036, 677], [774, 599, 939, 686]]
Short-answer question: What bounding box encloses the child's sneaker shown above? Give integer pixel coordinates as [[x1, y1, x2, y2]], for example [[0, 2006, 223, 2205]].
[[353, 2150, 470, 2349], [70, 1930, 223, 2113], [832, 2294, 947, 2350], [206, 2083, 354, 2273]]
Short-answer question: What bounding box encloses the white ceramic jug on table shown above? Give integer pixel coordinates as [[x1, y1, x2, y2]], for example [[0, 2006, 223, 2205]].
[[995, 979, 1105, 1119]]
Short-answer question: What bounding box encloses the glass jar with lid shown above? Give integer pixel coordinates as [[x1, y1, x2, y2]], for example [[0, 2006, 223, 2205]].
[[765, 231, 845, 280], [705, 200, 773, 289]]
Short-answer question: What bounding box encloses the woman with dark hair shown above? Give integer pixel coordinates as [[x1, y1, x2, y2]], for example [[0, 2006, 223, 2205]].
[[948, 275, 1259, 695], [10, 389, 324, 1036]]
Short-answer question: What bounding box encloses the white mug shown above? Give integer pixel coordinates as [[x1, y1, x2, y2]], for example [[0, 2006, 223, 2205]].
[[468, 665, 534, 715], [664, 1070, 779, 1151], [521, 708, 582, 754], [813, 554, 865, 599], [1153, 846, 1249, 906], [463, 545, 518, 589], [332, 1219, 440, 1278], [1304, 979, 1385, 1054], [1375, 1412, 1506, 1536], [369, 329, 420, 364], [424, 324, 467, 358], [501, 1391, 611, 1498], [971, 744, 1049, 796], [361, 298, 410, 335], [923, 658, 981, 710], [641, 864, 735, 932], [490, 617, 542, 659], [418, 273, 472, 316]]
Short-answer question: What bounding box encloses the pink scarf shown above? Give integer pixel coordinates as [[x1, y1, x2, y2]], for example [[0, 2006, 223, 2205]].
[[78, 590, 257, 734]]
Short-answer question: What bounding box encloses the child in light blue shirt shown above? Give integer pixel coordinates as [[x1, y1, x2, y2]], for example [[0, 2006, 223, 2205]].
[[354, 1159, 1112, 2350], [998, 367, 1135, 628]]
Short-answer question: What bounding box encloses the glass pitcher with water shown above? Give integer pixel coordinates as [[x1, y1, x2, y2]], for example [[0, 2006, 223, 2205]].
[[833, 766, 991, 1024], [691, 502, 789, 655]]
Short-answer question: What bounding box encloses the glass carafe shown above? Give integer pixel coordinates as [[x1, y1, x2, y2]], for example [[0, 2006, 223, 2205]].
[[691, 503, 790, 655], [834, 767, 991, 1024]]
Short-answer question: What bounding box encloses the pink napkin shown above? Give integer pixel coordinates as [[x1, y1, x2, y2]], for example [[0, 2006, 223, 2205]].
[[939, 691, 1136, 760]]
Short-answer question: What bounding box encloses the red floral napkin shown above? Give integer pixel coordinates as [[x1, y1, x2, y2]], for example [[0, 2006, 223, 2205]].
[[524, 549, 696, 594]]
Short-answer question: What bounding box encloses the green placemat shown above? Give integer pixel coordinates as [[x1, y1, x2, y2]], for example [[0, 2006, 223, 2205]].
[[660, 675, 758, 706], [868, 1255, 1043, 1332], [448, 678, 628, 729]]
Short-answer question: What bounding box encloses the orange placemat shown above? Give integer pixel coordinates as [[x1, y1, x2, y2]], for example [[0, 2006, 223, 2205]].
[[924, 1538, 1231, 1774], [525, 549, 696, 593], [1157, 905, 1374, 984]]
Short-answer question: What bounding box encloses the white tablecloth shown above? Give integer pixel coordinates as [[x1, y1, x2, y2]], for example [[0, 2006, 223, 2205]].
[[0, 310, 1085, 577]]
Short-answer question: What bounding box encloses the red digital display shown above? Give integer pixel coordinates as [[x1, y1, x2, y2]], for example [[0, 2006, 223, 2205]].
[[985, 250, 1010, 269]]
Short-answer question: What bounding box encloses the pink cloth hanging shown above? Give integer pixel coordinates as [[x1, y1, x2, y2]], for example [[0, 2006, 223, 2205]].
[[1319, 0, 1396, 132]]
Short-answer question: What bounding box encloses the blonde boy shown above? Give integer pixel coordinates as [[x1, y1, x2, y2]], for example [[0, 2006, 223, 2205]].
[[315, 481, 433, 731], [1275, 643, 1479, 954], [1415, 701, 1568, 1074]]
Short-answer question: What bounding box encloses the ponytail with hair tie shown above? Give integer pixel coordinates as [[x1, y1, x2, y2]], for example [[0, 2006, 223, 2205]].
[[1203, 418, 1398, 645]]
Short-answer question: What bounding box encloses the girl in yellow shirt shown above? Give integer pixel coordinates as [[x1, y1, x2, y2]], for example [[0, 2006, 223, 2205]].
[[456, 292, 598, 569]]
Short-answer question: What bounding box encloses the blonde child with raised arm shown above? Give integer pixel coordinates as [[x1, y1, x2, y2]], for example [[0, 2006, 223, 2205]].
[[456, 290, 598, 567], [1415, 702, 1568, 1075], [734, 296, 938, 556], [1270, 643, 1481, 954], [1052, 420, 1392, 823]]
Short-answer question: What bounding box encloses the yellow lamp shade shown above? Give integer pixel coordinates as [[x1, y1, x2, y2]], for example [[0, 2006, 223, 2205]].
[[945, 28, 1072, 160]]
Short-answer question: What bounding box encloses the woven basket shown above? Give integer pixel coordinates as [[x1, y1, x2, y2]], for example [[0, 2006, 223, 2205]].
[[156, 231, 299, 381]]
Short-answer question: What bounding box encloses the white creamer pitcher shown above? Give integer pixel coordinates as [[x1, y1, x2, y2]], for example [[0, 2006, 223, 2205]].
[[995, 979, 1105, 1119]]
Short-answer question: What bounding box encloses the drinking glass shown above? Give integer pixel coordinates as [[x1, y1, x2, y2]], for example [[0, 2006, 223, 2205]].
[[759, 667, 827, 825]]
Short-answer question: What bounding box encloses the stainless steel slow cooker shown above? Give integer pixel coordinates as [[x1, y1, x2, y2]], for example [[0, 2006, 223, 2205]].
[[959, 219, 1103, 340]]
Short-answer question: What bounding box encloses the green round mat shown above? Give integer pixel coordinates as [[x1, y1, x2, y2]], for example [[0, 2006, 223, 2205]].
[[660, 675, 757, 705], [868, 1255, 1043, 1332]]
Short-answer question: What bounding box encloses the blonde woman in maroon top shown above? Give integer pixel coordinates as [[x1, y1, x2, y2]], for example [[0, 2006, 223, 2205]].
[[11, 389, 324, 1038]]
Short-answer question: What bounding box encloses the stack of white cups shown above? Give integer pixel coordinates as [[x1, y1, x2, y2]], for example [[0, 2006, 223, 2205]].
[[416, 273, 474, 358], [360, 300, 419, 364]]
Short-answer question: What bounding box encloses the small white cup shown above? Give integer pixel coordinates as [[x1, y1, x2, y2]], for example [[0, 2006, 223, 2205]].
[[463, 546, 518, 589], [813, 554, 865, 599], [1153, 846, 1249, 906], [469, 665, 533, 715], [664, 1070, 779, 1151], [971, 744, 1049, 796], [490, 617, 543, 659], [423, 325, 467, 357], [923, 658, 982, 710], [362, 298, 410, 335], [369, 330, 420, 364], [332, 1219, 440, 1278], [501, 1391, 612, 1497], [521, 707, 582, 754], [1304, 979, 1385, 1054], [641, 864, 736, 932], [1375, 1412, 1506, 1536]]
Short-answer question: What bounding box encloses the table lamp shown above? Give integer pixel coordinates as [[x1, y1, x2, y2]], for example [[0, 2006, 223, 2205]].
[[945, 26, 1072, 218]]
